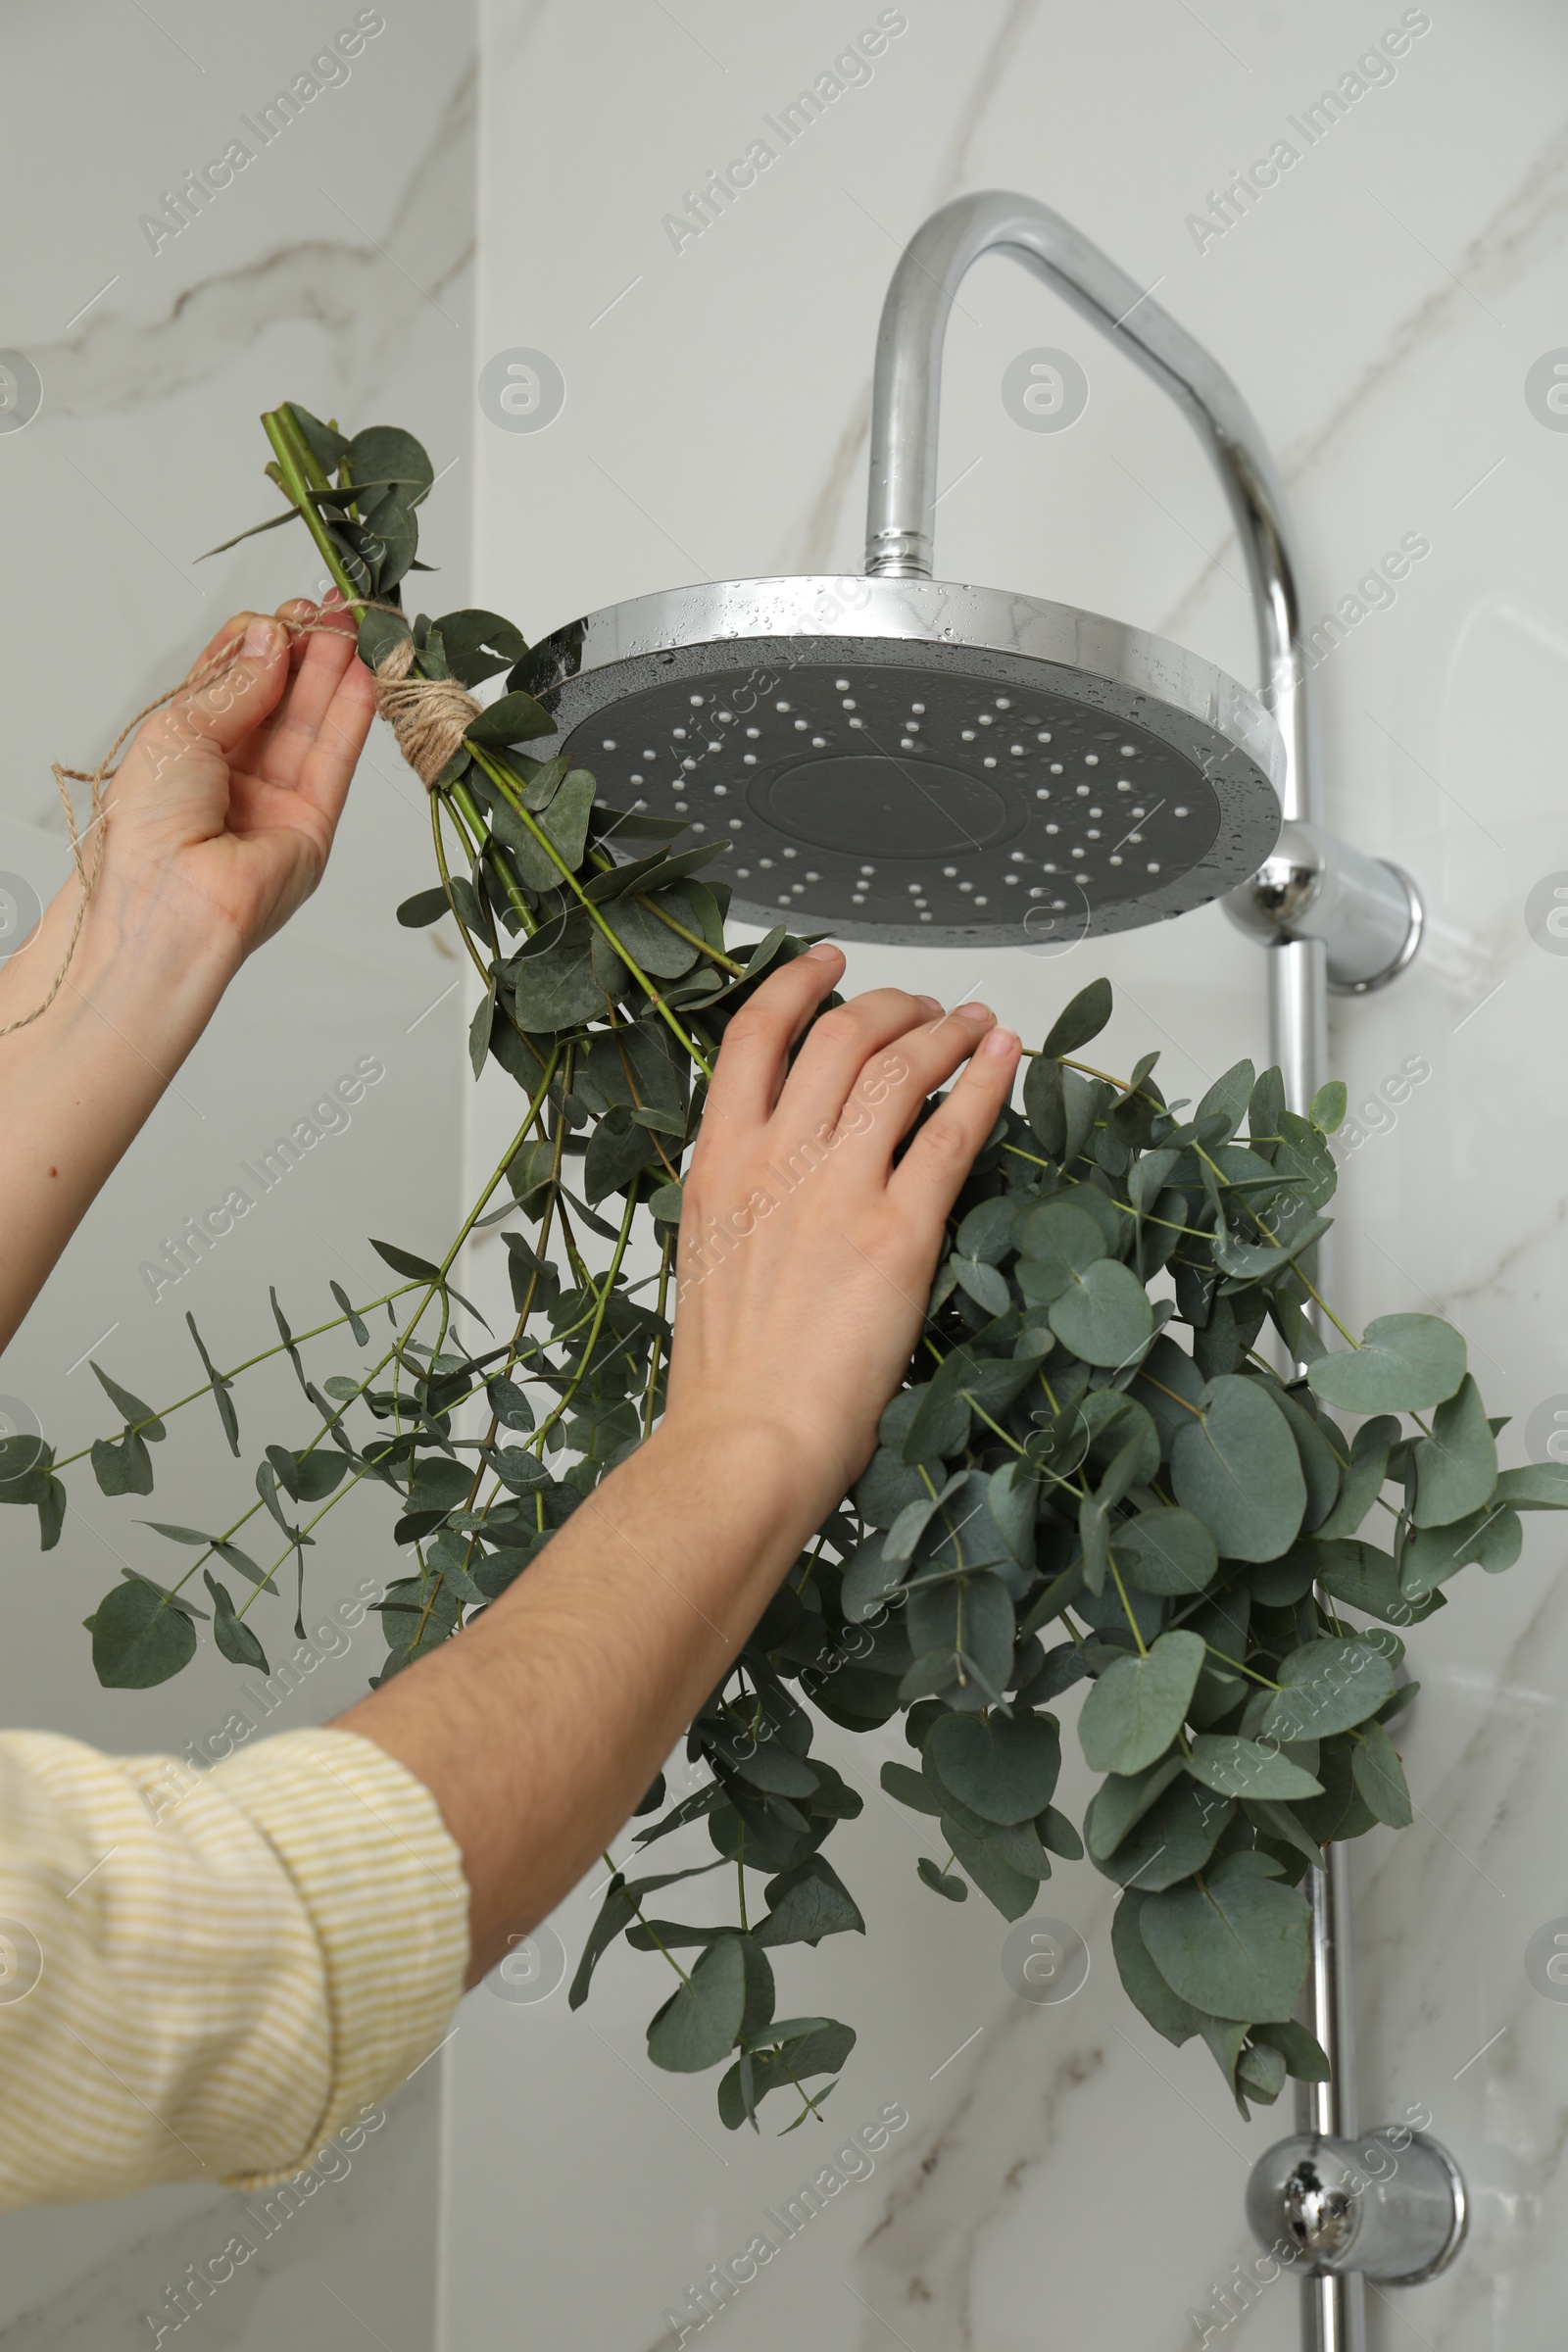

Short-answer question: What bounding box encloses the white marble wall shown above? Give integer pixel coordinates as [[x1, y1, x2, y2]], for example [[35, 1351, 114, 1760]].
[[449, 2, 1568, 2348], [0, 0, 474, 2341]]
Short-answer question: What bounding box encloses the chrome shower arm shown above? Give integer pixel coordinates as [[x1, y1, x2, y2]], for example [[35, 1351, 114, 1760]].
[[860, 190, 1420, 1007], [862, 189, 1314, 828]]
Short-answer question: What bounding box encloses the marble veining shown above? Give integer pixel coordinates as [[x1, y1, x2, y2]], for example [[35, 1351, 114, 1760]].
[[1161, 113, 1568, 652], [23, 66, 476, 421]]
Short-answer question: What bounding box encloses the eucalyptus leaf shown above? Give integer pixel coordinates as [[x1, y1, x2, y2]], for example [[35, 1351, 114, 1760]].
[[1307, 1315, 1467, 1414], [924, 1709, 1061, 1826], [1114, 1506, 1217, 1596], [1110, 1890, 1202, 2045], [1400, 1504, 1522, 1593], [1048, 1256, 1153, 1368], [91, 1361, 165, 1440], [1096, 1779, 1234, 1892], [1140, 1851, 1310, 2022], [203, 1571, 269, 1672], [1078, 1629, 1205, 1776], [89, 1579, 197, 1689], [1412, 1375, 1496, 1527], [1015, 1204, 1105, 1314], [1041, 977, 1112, 1057], [1171, 1376, 1306, 1562], [1492, 1463, 1568, 1509], [1261, 1638, 1396, 1741], [1184, 1735, 1323, 1802], [1314, 1414, 1398, 1540], [1351, 1718, 1411, 1827]]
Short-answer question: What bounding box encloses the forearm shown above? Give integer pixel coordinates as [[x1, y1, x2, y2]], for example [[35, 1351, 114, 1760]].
[[0, 875, 238, 1349], [338, 1410, 818, 1983]]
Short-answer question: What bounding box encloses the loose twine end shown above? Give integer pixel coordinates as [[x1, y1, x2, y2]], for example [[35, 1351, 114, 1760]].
[[3, 605, 482, 1039]]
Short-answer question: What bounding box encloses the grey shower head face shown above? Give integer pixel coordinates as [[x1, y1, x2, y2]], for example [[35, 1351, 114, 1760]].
[[514, 576, 1285, 950]]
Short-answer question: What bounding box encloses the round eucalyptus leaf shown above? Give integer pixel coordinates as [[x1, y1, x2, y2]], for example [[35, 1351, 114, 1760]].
[[1110, 1890, 1203, 2045], [1260, 1637, 1395, 1742], [1096, 1779, 1234, 1890], [842, 1534, 906, 1623], [1114, 1506, 1217, 1595], [646, 1936, 748, 2072], [1411, 1375, 1496, 1527], [1048, 1256, 1154, 1367], [951, 1256, 1011, 1318], [925, 1709, 1061, 1826], [1307, 1313, 1467, 1414], [1183, 1734, 1323, 1801], [1494, 1462, 1568, 1509], [89, 1579, 197, 1690], [1171, 1376, 1306, 1562], [1078, 1629, 1205, 1777], [1140, 1853, 1311, 2022], [956, 1196, 1018, 1266], [1014, 1200, 1104, 1302], [1084, 1754, 1185, 1860], [1350, 1718, 1412, 1827]]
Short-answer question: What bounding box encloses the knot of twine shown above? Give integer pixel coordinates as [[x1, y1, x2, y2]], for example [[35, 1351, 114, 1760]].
[[5, 604, 482, 1040], [368, 629, 482, 788]]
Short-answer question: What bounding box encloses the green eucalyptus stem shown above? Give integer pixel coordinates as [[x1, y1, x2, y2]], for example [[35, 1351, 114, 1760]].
[[48, 1285, 420, 1472], [469, 746, 715, 1079], [528, 1176, 643, 1457], [260, 408, 365, 613]]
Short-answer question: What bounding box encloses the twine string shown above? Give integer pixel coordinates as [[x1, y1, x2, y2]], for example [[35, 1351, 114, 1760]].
[[1, 605, 481, 1039]]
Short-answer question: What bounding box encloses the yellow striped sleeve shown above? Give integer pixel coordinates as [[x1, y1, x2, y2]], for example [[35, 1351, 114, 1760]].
[[0, 1726, 468, 2209]]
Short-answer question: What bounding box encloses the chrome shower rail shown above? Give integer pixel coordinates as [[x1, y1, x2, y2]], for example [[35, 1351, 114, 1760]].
[[862, 191, 1443, 2352]]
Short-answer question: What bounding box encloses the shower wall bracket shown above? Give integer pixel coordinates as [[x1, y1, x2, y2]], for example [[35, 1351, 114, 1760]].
[[1223, 820, 1423, 994], [1246, 2129, 1468, 2286]]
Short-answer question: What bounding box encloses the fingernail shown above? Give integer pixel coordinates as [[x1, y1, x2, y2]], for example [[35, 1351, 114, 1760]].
[[244, 616, 281, 658], [915, 994, 942, 1017], [980, 1025, 1019, 1056], [954, 1001, 994, 1023], [803, 941, 842, 963]]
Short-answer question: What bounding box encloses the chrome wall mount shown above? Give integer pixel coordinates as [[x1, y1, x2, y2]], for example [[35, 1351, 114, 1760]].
[[1224, 820, 1423, 995], [1247, 2130, 1468, 2285]]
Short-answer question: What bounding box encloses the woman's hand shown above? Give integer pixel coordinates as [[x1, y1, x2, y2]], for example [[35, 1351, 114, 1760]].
[[663, 945, 1021, 1529], [95, 595, 376, 963], [0, 596, 378, 1353]]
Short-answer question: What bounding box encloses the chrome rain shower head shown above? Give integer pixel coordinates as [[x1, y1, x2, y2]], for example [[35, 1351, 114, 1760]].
[[514, 191, 1419, 983], [513, 577, 1281, 950]]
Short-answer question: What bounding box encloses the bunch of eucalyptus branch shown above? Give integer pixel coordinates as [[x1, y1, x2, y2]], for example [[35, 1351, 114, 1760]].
[[7, 404, 1565, 2132]]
